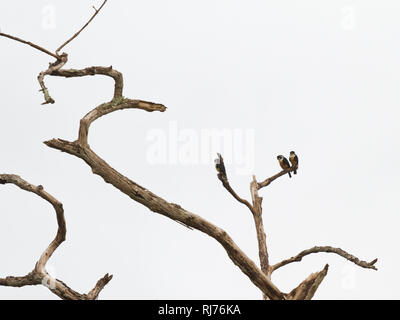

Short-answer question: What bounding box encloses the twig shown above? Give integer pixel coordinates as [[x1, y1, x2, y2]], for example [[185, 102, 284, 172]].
[[56, 0, 108, 55], [0, 32, 59, 59]]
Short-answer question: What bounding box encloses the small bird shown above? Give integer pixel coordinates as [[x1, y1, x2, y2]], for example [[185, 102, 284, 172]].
[[289, 151, 299, 174], [277, 155, 291, 178], [215, 153, 227, 180]]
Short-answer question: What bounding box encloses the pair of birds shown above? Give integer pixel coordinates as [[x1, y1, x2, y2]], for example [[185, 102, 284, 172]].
[[277, 151, 298, 178]]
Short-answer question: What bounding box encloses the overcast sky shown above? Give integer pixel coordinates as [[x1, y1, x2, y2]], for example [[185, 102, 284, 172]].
[[0, 0, 399, 299]]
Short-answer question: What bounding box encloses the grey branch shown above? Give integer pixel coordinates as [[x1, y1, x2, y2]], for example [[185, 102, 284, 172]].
[[1, 2, 378, 299], [0, 174, 112, 300], [214, 153, 256, 215], [43, 95, 285, 300], [257, 166, 298, 190], [271, 246, 378, 274], [286, 264, 329, 300]]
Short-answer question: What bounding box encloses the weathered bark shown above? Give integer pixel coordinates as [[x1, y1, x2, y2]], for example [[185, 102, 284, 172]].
[[0, 0, 378, 300], [0, 174, 112, 300]]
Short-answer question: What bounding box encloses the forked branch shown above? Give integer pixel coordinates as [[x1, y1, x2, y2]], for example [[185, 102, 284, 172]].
[[0, 2, 378, 300], [43, 97, 284, 300], [0, 174, 112, 300]]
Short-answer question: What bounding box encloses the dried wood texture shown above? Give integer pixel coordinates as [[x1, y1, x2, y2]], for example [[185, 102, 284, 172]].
[[0, 174, 112, 300], [0, 1, 378, 300]]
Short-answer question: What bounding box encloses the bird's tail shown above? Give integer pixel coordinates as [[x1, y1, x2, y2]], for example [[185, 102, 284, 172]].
[[293, 169, 297, 175], [288, 172, 292, 178]]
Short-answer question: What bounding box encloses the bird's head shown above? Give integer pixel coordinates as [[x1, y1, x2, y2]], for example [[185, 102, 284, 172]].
[[290, 151, 296, 156], [277, 155, 283, 160]]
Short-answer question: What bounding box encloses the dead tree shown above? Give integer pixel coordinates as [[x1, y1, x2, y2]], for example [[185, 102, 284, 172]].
[[0, 1, 377, 300]]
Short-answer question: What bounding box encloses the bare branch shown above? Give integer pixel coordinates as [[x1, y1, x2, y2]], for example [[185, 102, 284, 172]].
[[214, 153, 256, 215], [249, 175, 270, 300], [0, 32, 59, 59], [0, 174, 112, 300], [37, 54, 68, 105], [78, 98, 165, 145], [0, 272, 41, 287], [1, 2, 377, 300], [257, 166, 297, 190], [214, 156, 270, 300], [270, 246, 378, 274], [51, 66, 124, 99], [43, 98, 285, 300], [38, 63, 124, 105], [286, 264, 329, 300], [87, 273, 113, 300], [56, 0, 108, 55]]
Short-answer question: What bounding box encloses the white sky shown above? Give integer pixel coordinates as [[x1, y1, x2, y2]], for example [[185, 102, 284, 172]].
[[0, 0, 398, 299]]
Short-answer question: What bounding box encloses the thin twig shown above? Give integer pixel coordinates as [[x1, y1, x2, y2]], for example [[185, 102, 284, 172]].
[[0, 32, 59, 59], [56, 0, 108, 55]]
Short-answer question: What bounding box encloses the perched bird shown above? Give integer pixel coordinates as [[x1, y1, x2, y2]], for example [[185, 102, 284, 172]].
[[289, 151, 299, 175], [215, 153, 227, 180], [277, 155, 291, 178]]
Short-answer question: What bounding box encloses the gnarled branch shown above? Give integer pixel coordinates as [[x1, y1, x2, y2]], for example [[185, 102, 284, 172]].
[[1, 1, 109, 105], [270, 246, 378, 274], [51, 66, 123, 99], [43, 97, 285, 300], [0, 174, 112, 300], [1, 2, 378, 300]]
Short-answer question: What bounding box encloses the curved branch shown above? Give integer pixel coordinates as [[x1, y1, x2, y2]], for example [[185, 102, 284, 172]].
[[0, 174, 112, 300], [37, 54, 68, 104], [270, 246, 378, 274], [38, 62, 124, 105], [43, 99, 285, 300], [51, 66, 123, 99]]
